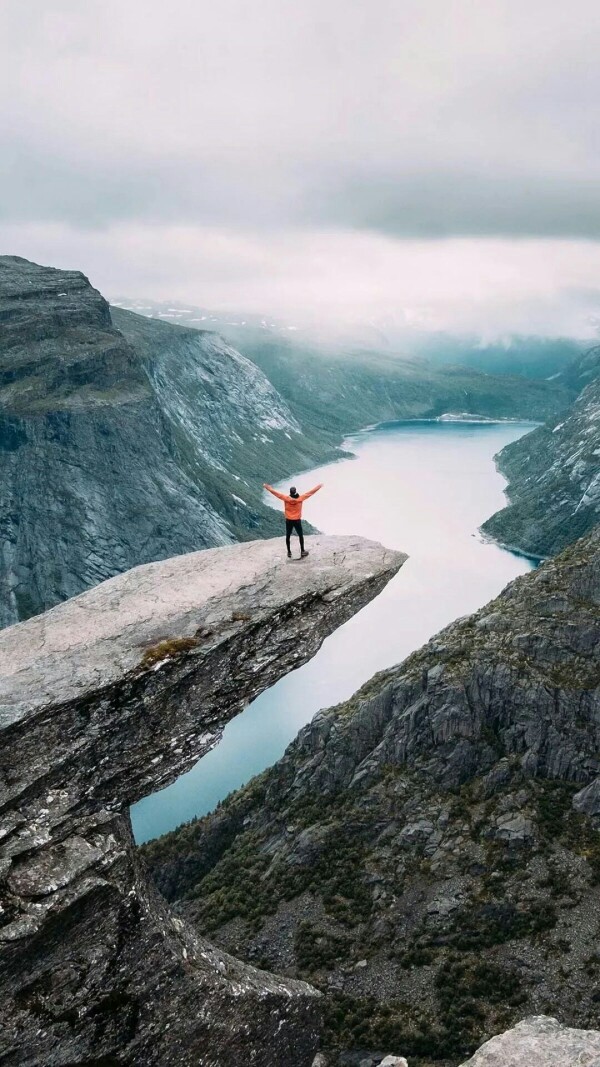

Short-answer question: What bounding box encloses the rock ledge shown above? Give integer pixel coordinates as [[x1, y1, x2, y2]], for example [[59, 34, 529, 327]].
[[0, 534, 405, 1066]]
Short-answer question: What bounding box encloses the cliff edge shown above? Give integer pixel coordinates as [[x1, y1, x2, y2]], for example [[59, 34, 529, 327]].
[[0, 534, 406, 1066]]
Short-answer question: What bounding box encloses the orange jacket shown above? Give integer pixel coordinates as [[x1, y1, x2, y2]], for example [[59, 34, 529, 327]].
[[264, 483, 323, 519]]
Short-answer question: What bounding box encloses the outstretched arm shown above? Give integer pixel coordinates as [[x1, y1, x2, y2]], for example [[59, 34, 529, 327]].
[[299, 483, 324, 501], [263, 483, 288, 502]]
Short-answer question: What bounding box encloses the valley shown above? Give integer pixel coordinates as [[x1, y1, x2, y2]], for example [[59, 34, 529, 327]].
[[1, 255, 599, 1067], [132, 418, 536, 842]]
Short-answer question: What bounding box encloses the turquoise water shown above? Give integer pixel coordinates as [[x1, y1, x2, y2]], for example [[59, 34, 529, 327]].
[[131, 420, 536, 843]]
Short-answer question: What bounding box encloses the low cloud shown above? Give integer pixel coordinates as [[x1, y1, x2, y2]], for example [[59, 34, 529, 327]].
[[2, 0, 600, 334], [3, 221, 599, 338], [2, 1, 600, 238]]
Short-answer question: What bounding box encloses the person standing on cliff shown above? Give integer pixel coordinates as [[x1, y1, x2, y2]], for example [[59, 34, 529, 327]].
[[263, 482, 324, 559]]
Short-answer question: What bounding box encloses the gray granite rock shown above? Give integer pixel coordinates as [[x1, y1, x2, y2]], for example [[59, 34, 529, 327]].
[[459, 1015, 600, 1066], [573, 777, 600, 817], [0, 534, 405, 1066], [491, 813, 536, 847]]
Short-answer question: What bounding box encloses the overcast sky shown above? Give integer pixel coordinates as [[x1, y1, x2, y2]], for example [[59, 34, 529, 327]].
[[2, 0, 600, 335]]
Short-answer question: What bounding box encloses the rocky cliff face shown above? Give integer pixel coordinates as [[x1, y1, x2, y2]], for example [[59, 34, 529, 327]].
[[482, 376, 600, 558], [111, 305, 339, 505], [0, 534, 405, 1066], [144, 528, 600, 1064], [0, 257, 334, 628]]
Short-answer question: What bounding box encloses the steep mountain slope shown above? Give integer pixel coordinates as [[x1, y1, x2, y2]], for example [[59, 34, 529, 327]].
[[0, 257, 332, 627], [482, 375, 600, 558], [110, 306, 337, 482], [143, 528, 600, 1064], [556, 342, 600, 394]]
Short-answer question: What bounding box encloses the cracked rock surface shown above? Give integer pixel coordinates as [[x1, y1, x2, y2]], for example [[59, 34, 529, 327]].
[[459, 1015, 600, 1066], [0, 534, 405, 1066]]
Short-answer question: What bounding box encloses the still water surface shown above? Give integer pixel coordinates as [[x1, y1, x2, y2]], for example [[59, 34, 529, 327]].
[[132, 420, 536, 843]]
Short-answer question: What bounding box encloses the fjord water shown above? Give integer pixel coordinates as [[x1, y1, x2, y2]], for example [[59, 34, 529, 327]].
[[132, 420, 536, 843]]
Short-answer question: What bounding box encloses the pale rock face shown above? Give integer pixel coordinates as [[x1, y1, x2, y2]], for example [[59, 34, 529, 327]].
[[572, 777, 600, 817], [459, 1015, 600, 1066], [112, 304, 301, 469], [0, 534, 405, 1067], [491, 812, 536, 847]]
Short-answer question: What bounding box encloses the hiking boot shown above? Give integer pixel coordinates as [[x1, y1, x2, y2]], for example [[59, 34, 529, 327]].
[[301, 550, 309, 558]]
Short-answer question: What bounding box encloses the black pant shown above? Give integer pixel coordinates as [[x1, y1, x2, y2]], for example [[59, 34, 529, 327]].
[[285, 518, 304, 552]]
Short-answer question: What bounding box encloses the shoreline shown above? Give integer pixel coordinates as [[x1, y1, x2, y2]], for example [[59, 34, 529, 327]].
[[477, 438, 545, 565], [269, 414, 541, 487], [478, 529, 545, 564]]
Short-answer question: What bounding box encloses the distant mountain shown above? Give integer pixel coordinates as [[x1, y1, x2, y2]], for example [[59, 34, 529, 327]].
[[112, 298, 585, 381], [556, 342, 600, 393], [112, 300, 571, 433], [482, 345, 600, 558], [384, 329, 584, 380], [143, 527, 600, 1064], [230, 332, 570, 437]]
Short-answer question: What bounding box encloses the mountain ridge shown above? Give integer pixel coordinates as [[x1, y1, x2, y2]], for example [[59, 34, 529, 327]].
[[111, 301, 571, 435]]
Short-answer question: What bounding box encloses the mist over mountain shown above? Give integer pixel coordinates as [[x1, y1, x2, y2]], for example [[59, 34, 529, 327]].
[[112, 297, 586, 381]]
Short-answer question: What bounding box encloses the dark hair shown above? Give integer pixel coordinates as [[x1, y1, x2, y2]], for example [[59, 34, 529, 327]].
[[289, 486, 299, 498]]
